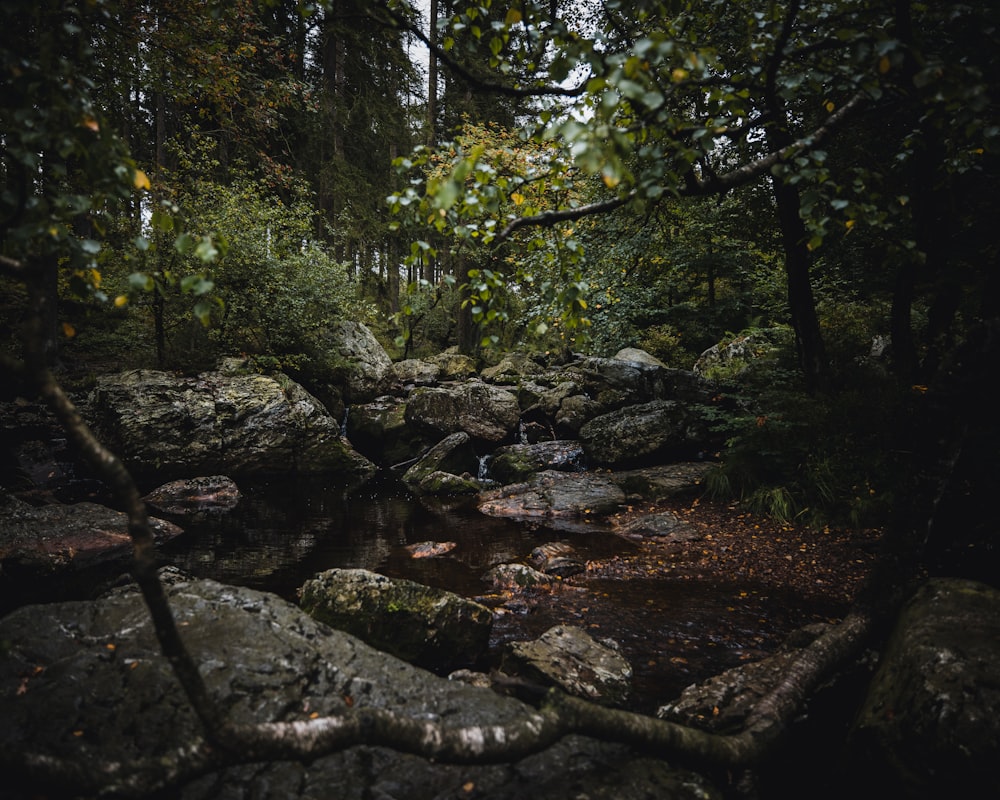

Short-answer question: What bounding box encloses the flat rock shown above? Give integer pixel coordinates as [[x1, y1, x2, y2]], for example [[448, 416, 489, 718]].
[[0, 578, 720, 799]]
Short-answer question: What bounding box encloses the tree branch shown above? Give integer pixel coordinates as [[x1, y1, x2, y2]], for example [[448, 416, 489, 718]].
[[496, 192, 636, 241]]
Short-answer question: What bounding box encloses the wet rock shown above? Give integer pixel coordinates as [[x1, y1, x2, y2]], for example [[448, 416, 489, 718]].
[[579, 400, 713, 468], [503, 624, 633, 707], [553, 393, 604, 436], [142, 475, 241, 523], [478, 471, 625, 528], [404, 541, 457, 559], [848, 578, 1000, 798], [0, 496, 182, 610], [483, 562, 553, 591], [426, 351, 478, 381], [0, 578, 721, 800], [405, 381, 520, 443], [88, 368, 377, 481], [529, 542, 586, 578], [401, 432, 481, 496], [562, 356, 717, 407], [488, 440, 586, 484], [612, 463, 715, 501], [298, 568, 492, 672], [613, 510, 701, 542]]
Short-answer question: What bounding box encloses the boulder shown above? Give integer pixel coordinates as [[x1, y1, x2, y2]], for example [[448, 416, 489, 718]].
[[401, 431, 481, 495], [848, 578, 1000, 797], [579, 400, 713, 468], [613, 510, 701, 542], [693, 329, 786, 378], [613, 347, 668, 368], [298, 568, 492, 671], [405, 382, 521, 443], [306, 319, 395, 403], [87, 368, 377, 481], [0, 578, 721, 800], [392, 358, 441, 385], [553, 393, 604, 436], [612, 463, 715, 501], [346, 396, 430, 467], [481, 353, 546, 384], [502, 624, 633, 707], [478, 471, 625, 530], [487, 440, 586, 484], [426, 351, 478, 381]]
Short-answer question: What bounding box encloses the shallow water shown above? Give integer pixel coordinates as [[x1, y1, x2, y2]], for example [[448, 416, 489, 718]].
[[159, 473, 836, 712]]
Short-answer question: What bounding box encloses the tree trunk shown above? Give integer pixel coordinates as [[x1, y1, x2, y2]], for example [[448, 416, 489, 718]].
[[427, 0, 438, 146]]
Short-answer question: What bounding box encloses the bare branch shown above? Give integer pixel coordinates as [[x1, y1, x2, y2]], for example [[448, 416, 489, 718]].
[[496, 192, 636, 241]]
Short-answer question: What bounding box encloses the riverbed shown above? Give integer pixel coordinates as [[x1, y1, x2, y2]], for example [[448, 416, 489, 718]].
[[158, 472, 865, 713]]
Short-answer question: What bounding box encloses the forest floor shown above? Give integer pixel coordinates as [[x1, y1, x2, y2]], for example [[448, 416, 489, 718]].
[[599, 495, 885, 608]]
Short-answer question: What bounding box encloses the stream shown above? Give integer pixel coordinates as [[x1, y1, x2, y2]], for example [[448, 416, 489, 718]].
[[158, 473, 834, 714]]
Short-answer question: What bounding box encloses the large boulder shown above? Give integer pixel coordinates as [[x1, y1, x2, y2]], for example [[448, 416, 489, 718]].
[[0, 578, 721, 800], [579, 400, 714, 468], [848, 578, 1000, 797], [87, 368, 376, 481], [559, 356, 715, 408], [298, 568, 493, 671], [487, 440, 585, 485], [306, 320, 395, 404], [405, 381, 521, 443], [346, 396, 431, 467]]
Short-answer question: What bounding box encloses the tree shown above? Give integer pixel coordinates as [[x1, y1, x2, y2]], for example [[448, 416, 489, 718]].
[[388, 0, 998, 391]]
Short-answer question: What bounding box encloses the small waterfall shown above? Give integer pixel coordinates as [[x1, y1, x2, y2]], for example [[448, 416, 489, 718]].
[[340, 406, 350, 437], [518, 420, 528, 445], [477, 453, 492, 482]]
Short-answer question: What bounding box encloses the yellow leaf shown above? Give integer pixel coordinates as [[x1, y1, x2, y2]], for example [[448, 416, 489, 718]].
[[601, 173, 619, 188], [114, 294, 128, 307], [671, 68, 688, 83], [878, 56, 891, 74], [62, 322, 76, 339], [133, 169, 151, 191], [824, 100, 835, 113], [845, 219, 856, 232], [504, 8, 521, 25], [82, 116, 99, 132], [511, 191, 525, 205]]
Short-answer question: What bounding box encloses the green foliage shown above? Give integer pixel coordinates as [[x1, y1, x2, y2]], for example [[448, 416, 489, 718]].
[[701, 347, 903, 527]]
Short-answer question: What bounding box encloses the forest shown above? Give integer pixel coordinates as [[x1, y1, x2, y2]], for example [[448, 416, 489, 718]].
[[1, 0, 999, 797]]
